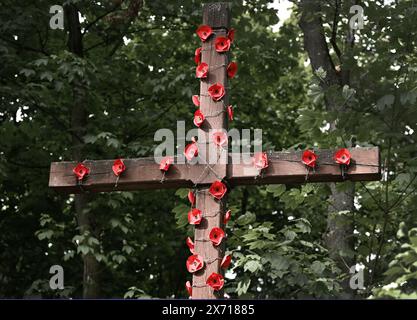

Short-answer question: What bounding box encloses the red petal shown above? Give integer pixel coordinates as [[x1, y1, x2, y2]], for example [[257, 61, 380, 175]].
[[192, 95, 200, 107], [194, 47, 202, 64], [186, 237, 195, 254], [188, 190, 196, 206], [302, 150, 317, 168], [186, 281, 192, 296], [223, 210, 231, 224], [227, 62, 238, 79], [221, 254, 232, 269], [227, 28, 235, 42], [227, 105, 234, 121]]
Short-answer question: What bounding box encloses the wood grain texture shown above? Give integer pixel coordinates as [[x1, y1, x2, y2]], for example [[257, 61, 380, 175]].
[[49, 147, 381, 193], [192, 2, 231, 299]]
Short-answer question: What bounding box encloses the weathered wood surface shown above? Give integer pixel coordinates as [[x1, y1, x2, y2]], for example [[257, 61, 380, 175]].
[[49, 147, 381, 193]]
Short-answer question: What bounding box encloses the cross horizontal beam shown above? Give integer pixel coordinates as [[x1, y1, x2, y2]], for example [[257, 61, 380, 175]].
[[49, 147, 381, 194]]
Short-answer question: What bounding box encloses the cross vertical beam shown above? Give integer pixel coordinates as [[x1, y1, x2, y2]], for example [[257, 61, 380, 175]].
[[192, 2, 231, 299]]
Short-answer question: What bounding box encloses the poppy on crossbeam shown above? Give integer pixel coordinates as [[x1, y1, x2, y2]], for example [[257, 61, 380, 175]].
[[253, 152, 269, 170], [159, 156, 174, 172], [112, 159, 126, 176], [73, 163, 90, 181]]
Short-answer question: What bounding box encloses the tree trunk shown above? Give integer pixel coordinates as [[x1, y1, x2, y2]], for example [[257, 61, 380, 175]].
[[65, 3, 101, 298], [299, 0, 355, 298]]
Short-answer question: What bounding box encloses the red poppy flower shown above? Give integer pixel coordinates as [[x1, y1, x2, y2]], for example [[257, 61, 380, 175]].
[[184, 142, 199, 161], [209, 227, 225, 246], [192, 95, 200, 107], [223, 210, 231, 224], [188, 208, 202, 225], [208, 83, 226, 101], [253, 152, 269, 170], [208, 83, 225, 101], [227, 62, 238, 79], [188, 190, 196, 206], [159, 156, 174, 172], [209, 180, 227, 200], [212, 131, 228, 147], [215, 36, 231, 53], [227, 28, 235, 42], [221, 254, 232, 269], [186, 236, 195, 254], [206, 272, 224, 291], [196, 25, 213, 42], [193, 110, 205, 127], [73, 163, 90, 181], [227, 105, 234, 121], [334, 148, 351, 166], [186, 281, 192, 297], [186, 254, 204, 273], [196, 62, 209, 79], [302, 150, 317, 168], [194, 47, 202, 65], [112, 158, 126, 176]]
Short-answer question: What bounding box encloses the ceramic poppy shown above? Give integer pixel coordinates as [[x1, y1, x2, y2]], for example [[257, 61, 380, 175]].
[[188, 208, 202, 225], [209, 180, 227, 200], [206, 272, 224, 291], [209, 227, 225, 246], [302, 150, 317, 168], [184, 142, 199, 161], [227, 105, 234, 121], [208, 83, 225, 101], [221, 254, 232, 269], [223, 210, 231, 224], [188, 190, 196, 206], [186, 237, 195, 254], [334, 148, 351, 166], [73, 163, 90, 181], [192, 95, 200, 107], [193, 110, 205, 127], [215, 36, 231, 53], [194, 47, 202, 64], [186, 254, 204, 273], [186, 281, 192, 297], [196, 62, 209, 79], [159, 156, 174, 172], [227, 62, 238, 78], [212, 131, 228, 147], [196, 25, 213, 42], [253, 152, 269, 170], [112, 159, 126, 176], [227, 28, 235, 42]]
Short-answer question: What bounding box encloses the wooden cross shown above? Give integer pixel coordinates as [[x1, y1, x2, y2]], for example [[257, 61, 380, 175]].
[[48, 3, 381, 299]]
